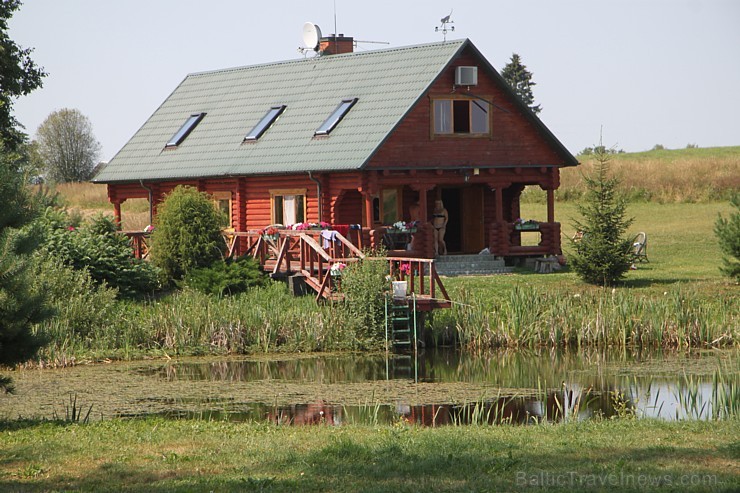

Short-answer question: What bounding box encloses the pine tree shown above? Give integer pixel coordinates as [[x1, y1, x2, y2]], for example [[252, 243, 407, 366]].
[[501, 53, 542, 115], [714, 193, 740, 282], [0, 149, 51, 392], [569, 146, 634, 285]]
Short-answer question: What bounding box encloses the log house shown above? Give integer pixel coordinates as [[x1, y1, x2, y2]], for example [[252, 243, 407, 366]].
[[93, 37, 578, 260]]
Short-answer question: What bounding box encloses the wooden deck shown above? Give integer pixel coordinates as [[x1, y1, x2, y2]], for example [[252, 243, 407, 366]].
[[121, 228, 451, 309]]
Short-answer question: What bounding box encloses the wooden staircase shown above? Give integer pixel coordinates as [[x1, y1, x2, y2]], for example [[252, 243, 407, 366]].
[[236, 229, 451, 309]]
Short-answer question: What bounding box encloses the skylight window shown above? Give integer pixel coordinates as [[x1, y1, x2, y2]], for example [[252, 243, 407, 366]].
[[244, 105, 286, 142], [166, 112, 205, 147], [315, 98, 358, 136]]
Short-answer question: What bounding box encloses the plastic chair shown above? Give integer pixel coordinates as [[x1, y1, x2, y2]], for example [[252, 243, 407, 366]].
[[632, 232, 648, 263]]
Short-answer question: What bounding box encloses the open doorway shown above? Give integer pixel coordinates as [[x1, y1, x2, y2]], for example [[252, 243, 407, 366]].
[[440, 186, 485, 254]]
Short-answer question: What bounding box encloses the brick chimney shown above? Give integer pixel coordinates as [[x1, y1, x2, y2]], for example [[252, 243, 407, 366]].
[[319, 34, 354, 55]]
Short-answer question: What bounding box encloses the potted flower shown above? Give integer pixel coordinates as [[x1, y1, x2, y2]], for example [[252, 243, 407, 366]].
[[260, 226, 280, 241], [390, 221, 418, 233], [330, 262, 347, 276], [514, 218, 539, 231]]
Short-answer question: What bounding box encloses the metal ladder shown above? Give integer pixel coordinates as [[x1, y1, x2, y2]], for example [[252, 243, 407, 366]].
[[384, 294, 418, 352]]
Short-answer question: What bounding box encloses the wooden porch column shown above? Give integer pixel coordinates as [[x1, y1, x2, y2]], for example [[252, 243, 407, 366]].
[[412, 185, 432, 222], [495, 187, 504, 222], [411, 184, 434, 258], [108, 186, 123, 230], [362, 191, 374, 228], [113, 200, 122, 230], [547, 188, 555, 224]]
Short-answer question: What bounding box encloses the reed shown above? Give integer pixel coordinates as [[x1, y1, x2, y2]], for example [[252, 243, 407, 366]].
[[670, 365, 740, 421], [35, 282, 377, 364], [444, 285, 738, 351]]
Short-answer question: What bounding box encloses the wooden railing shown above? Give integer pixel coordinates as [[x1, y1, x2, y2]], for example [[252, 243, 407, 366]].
[[120, 228, 448, 308], [384, 256, 450, 305], [490, 221, 562, 257], [121, 231, 151, 259]]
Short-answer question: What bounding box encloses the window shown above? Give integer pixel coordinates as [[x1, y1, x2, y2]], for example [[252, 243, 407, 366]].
[[211, 191, 232, 227], [315, 98, 358, 136], [381, 188, 400, 225], [166, 112, 205, 147], [244, 105, 286, 141], [433, 99, 489, 135], [271, 189, 306, 225]]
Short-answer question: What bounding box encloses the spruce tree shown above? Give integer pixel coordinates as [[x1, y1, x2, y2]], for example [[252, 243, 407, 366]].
[[714, 193, 740, 282], [501, 53, 542, 115], [0, 149, 51, 392], [150, 186, 226, 282], [569, 146, 634, 285]]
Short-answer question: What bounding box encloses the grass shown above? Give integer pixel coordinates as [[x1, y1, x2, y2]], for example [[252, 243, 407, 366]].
[[432, 200, 738, 350], [0, 418, 737, 492], [514, 201, 732, 291], [34, 282, 382, 366], [555, 145, 740, 203]]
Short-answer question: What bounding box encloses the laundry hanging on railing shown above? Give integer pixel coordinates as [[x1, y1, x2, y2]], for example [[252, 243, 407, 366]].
[[321, 229, 340, 249]]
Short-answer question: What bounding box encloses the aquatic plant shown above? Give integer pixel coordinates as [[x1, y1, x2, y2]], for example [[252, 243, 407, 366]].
[[442, 285, 737, 351]]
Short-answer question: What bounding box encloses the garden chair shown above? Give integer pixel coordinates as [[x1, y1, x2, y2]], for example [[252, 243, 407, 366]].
[[631, 232, 648, 263]]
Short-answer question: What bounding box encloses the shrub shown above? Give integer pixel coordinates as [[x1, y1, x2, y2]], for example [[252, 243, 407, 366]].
[[569, 146, 634, 285], [714, 193, 740, 282], [31, 256, 118, 342], [182, 256, 266, 296], [150, 186, 225, 282], [36, 210, 159, 298], [339, 250, 389, 341]]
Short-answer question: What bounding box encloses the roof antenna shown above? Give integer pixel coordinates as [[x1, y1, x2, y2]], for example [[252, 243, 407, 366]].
[[435, 9, 455, 42], [334, 0, 338, 40]]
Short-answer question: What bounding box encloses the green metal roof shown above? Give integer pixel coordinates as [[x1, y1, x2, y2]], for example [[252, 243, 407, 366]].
[[94, 39, 469, 183]]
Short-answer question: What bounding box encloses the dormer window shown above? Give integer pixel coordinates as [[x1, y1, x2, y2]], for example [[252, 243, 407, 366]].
[[244, 105, 286, 142], [433, 99, 489, 135], [315, 98, 358, 136], [166, 112, 205, 147]]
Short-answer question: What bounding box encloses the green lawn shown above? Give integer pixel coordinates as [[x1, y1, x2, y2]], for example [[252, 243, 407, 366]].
[[1, 418, 737, 492], [513, 201, 734, 294]]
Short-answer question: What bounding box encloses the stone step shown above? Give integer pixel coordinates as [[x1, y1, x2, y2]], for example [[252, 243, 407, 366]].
[[434, 254, 514, 276]]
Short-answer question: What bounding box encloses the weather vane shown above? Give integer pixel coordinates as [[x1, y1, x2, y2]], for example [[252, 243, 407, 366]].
[[435, 10, 455, 41]]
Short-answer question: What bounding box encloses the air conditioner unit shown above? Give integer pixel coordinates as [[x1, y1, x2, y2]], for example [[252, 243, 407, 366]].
[[455, 66, 478, 86]]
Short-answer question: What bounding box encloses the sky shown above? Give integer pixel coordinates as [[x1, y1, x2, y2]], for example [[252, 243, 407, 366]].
[[9, 0, 740, 162]]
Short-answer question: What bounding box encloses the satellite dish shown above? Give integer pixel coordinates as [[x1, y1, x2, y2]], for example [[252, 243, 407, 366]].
[[302, 22, 322, 51]]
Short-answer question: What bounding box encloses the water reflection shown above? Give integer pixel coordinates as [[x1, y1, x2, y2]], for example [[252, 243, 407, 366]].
[[134, 348, 737, 425], [122, 394, 615, 426]]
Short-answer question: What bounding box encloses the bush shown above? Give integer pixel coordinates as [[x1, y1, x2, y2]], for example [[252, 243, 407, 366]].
[[182, 256, 266, 296], [714, 193, 740, 282], [569, 146, 634, 285], [339, 250, 389, 341], [31, 256, 118, 342], [36, 210, 159, 298], [150, 186, 226, 282]]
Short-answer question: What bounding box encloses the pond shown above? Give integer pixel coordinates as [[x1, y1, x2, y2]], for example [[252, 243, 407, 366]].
[[1, 348, 737, 426]]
